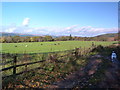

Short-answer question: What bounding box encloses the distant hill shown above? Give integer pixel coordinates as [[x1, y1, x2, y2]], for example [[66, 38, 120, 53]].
[[0, 32, 118, 38], [0, 32, 35, 37], [93, 33, 118, 41], [95, 33, 117, 38]]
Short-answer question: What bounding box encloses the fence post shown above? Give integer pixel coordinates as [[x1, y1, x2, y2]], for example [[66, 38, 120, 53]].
[[13, 55, 17, 76], [84, 47, 85, 56], [74, 48, 79, 58], [25, 54, 28, 72]]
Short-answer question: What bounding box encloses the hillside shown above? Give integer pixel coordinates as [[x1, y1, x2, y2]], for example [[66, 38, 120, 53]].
[[0, 32, 35, 37], [90, 33, 118, 41], [95, 33, 117, 38], [0, 32, 118, 38]]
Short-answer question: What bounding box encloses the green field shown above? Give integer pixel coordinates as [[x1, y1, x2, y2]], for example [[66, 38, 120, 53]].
[[1, 41, 116, 54]]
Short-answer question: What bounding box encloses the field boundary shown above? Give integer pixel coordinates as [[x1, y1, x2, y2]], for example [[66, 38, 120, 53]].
[[1, 46, 94, 79], [1, 49, 75, 55]]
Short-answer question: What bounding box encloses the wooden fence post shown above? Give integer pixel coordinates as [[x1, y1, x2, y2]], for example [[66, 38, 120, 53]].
[[25, 54, 28, 72], [74, 48, 79, 58], [13, 55, 17, 76], [84, 47, 85, 56]]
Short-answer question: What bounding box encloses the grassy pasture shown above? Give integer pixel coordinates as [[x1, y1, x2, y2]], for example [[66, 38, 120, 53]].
[[2, 41, 119, 88], [1, 41, 116, 54]]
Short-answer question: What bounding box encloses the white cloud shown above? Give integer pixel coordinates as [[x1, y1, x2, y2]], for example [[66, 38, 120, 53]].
[[5, 27, 16, 33], [2, 24, 118, 37], [22, 18, 30, 26], [72, 27, 118, 37], [24, 29, 33, 33], [65, 25, 78, 30]]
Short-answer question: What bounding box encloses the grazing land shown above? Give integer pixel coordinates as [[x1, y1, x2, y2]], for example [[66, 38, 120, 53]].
[[2, 44, 120, 89], [1, 41, 117, 54], [1, 40, 119, 89]]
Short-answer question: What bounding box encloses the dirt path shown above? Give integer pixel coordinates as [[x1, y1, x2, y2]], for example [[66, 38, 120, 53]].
[[48, 55, 120, 88], [49, 55, 103, 88], [98, 59, 120, 88]]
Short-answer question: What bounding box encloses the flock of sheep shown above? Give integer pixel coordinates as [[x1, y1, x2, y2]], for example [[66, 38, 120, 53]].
[[14, 43, 61, 48]]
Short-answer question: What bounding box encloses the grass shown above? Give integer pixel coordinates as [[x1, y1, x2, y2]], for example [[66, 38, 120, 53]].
[[2, 50, 89, 88], [1, 41, 116, 54], [2, 42, 119, 89]]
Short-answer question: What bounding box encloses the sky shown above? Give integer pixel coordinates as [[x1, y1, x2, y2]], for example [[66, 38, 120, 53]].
[[1, 2, 118, 37]]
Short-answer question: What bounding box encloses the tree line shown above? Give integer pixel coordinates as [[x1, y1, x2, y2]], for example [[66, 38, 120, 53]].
[[0, 34, 118, 43]]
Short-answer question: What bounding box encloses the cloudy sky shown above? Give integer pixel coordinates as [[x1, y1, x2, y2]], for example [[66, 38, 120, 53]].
[[1, 2, 118, 37]]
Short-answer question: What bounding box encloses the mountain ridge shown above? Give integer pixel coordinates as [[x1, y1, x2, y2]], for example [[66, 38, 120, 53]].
[[0, 32, 118, 38]]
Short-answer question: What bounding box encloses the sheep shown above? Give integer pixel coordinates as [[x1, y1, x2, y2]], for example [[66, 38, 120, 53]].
[[25, 45, 28, 47]]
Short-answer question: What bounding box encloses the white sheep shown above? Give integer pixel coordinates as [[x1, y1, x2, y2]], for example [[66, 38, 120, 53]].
[[25, 45, 28, 47]]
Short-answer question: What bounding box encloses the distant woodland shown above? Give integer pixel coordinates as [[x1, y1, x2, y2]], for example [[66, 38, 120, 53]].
[[0, 33, 119, 43]]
